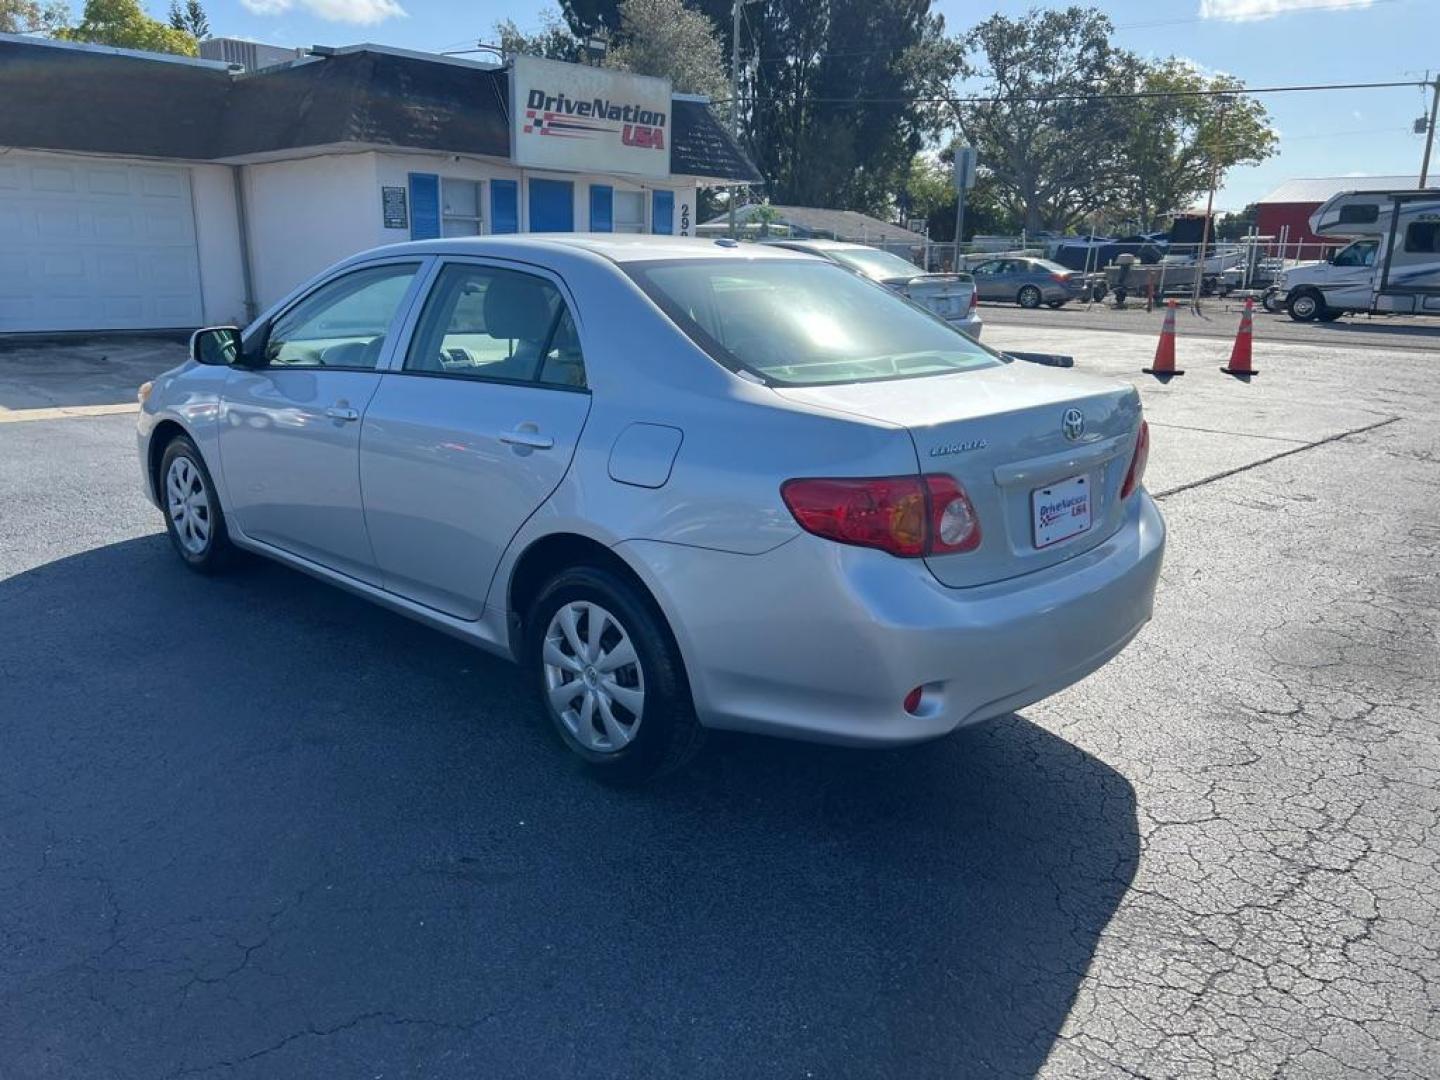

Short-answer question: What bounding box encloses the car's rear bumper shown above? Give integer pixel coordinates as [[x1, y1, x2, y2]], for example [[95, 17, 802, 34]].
[[618, 491, 1165, 747]]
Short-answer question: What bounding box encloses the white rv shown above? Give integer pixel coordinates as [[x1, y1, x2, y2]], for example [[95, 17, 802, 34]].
[[1275, 188, 1440, 322]]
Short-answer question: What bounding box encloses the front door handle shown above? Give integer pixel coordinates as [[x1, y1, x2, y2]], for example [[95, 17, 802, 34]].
[[325, 406, 360, 422], [499, 427, 555, 450]]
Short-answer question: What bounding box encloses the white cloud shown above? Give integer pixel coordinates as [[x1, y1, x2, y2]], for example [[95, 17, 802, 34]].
[[239, 0, 407, 24], [1199, 0, 1376, 21]]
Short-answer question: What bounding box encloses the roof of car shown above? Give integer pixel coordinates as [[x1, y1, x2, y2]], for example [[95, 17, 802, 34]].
[[356, 234, 821, 267]]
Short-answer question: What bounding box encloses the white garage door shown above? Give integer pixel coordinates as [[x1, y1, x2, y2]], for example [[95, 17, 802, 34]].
[[0, 153, 204, 332]]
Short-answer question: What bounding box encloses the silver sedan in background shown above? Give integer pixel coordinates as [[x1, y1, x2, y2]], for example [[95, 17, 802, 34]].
[[969, 256, 1102, 308], [138, 236, 1163, 782], [767, 239, 983, 338]]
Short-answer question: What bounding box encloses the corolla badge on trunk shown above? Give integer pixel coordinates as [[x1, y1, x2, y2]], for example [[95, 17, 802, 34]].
[[1062, 408, 1085, 441], [929, 438, 988, 457]]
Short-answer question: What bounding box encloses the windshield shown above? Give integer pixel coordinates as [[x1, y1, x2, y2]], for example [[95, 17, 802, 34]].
[[627, 259, 1002, 386], [826, 247, 926, 282]]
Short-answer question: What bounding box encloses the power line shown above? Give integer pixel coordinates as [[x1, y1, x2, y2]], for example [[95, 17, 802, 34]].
[[712, 77, 1431, 109]]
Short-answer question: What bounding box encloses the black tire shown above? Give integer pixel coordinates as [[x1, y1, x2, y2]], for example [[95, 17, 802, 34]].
[[524, 565, 703, 783], [1113, 287, 1128, 304], [1017, 285, 1042, 309], [158, 434, 234, 574], [1288, 289, 1324, 322], [1046, 300, 1066, 309]]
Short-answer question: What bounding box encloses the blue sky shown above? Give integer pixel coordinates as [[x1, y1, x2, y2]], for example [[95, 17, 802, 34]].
[[197, 0, 1436, 209]]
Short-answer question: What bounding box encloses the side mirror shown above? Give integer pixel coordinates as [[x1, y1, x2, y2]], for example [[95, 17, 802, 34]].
[[190, 326, 241, 366]]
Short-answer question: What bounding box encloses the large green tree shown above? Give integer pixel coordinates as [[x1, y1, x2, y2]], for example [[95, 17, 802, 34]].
[[951, 6, 1130, 234], [496, 7, 586, 63], [58, 0, 196, 54], [166, 0, 207, 40], [499, 0, 726, 103], [742, 0, 954, 215], [1116, 58, 1277, 230], [0, 0, 69, 34], [604, 0, 727, 101]]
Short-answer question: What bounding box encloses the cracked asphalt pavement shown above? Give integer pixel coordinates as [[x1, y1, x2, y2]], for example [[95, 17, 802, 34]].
[[0, 322, 1437, 1078]]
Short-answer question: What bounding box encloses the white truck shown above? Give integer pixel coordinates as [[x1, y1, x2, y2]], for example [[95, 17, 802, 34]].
[[1275, 188, 1440, 322]]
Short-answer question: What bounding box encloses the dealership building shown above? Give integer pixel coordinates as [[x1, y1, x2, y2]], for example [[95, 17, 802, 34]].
[[0, 35, 760, 334]]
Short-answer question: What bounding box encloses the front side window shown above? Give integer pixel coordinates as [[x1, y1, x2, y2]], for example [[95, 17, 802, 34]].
[[404, 263, 586, 388], [1405, 222, 1440, 254], [1333, 241, 1377, 267], [627, 259, 1000, 386], [265, 263, 419, 369]]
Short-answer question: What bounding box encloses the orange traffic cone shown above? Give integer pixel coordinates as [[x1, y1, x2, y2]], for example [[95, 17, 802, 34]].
[[1221, 298, 1258, 377], [1143, 300, 1184, 376]]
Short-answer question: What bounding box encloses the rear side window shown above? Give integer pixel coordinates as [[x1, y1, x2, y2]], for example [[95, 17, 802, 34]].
[[626, 259, 1000, 386], [404, 263, 586, 388], [1404, 222, 1440, 254]]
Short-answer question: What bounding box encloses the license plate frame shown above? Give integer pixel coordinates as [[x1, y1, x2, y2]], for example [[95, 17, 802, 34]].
[[1032, 473, 1092, 549]]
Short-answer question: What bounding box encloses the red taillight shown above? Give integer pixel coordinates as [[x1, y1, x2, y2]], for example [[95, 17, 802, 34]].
[[1050, 273, 1071, 284], [780, 475, 981, 558], [1121, 420, 1150, 499], [903, 686, 923, 714], [968, 289, 978, 311]]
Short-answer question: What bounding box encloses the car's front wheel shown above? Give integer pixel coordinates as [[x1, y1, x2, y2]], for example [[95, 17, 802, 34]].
[[159, 435, 234, 573], [526, 566, 703, 782], [1288, 288, 1324, 322], [1018, 285, 1042, 309]]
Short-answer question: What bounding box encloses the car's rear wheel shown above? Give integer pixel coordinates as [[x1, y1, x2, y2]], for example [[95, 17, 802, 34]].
[[159, 435, 234, 573], [1018, 285, 1042, 309], [1288, 288, 1324, 322], [526, 565, 702, 782]]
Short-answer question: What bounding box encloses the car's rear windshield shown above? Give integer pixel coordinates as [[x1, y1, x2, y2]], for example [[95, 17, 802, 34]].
[[826, 247, 927, 283], [625, 259, 1001, 386]]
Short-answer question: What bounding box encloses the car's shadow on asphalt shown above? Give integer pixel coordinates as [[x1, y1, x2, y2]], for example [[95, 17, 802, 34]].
[[0, 536, 1139, 1080]]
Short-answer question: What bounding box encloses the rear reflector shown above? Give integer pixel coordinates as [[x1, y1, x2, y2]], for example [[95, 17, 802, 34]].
[[1121, 420, 1150, 499], [903, 686, 923, 714], [780, 474, 982, 558]]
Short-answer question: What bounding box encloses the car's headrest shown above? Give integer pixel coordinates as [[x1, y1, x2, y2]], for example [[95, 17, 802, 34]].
[[483, 274, 554, 342]]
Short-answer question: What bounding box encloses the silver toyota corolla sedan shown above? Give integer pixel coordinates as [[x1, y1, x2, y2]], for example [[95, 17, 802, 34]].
[[138, 236, 1164, 781]]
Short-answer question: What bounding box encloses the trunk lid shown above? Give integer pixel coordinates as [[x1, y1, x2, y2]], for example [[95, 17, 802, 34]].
[[890, 274, 976, 322], [774, 363, 1141, 588]]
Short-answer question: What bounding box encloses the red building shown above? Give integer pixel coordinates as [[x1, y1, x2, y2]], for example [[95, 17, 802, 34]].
[[1256, 175, 1435, 259]]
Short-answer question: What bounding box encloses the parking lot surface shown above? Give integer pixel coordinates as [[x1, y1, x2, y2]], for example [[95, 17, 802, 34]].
[[1, 321, 1437, 1078]]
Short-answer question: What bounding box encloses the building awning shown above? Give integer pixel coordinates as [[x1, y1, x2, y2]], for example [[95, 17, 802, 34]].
[[0, 36, 761, 185]]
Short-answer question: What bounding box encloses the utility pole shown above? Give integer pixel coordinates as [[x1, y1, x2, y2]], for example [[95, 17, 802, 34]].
[[1192, 97, 1227, 313], [728, 0, 742, 238], [1420, 76, 1440, 187]]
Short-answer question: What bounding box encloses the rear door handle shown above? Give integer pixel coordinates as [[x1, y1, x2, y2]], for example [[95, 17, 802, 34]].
[[325, 406, 360, 422], [499, 428, 555, 450]]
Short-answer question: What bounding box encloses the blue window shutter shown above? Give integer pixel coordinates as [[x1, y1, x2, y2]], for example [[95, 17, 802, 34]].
[[652, 190, 674, 235], [589, 185, 613, 232], [490, 179, 518, 234], [528, 179, 575, 232], [408, 173, 440, 240]]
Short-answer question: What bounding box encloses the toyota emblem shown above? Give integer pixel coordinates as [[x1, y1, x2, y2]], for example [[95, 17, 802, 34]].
[[1062, 408, 1085, 441]]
